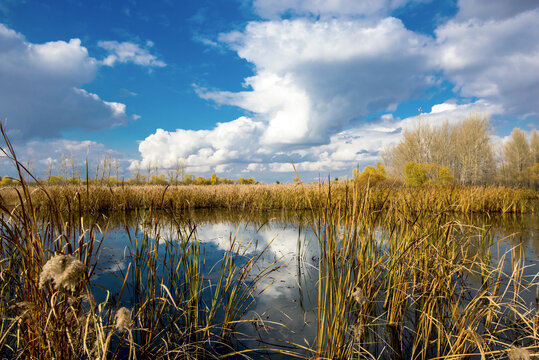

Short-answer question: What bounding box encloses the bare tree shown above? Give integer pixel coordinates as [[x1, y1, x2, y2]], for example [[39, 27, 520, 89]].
[[44, 158, 53, 181], [167, 157, 184, 185], [452, 115, 494, 185], [531, 129, 539, 164], [69, 153, 75, 180], [60, 154, 69, 183], [503, 128, 532, 186], [114, 157, 120, 184], [383, 114, 494, 185], [146, 160, 152, 184]]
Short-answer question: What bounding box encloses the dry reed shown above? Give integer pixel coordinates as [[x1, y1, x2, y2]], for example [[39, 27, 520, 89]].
[[0, 182, 535, 214]]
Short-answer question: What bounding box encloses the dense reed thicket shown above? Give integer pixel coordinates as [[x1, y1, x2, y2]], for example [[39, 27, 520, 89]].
[[0, 124, 538, 359], [0, 181, 536, 214], [311, 181, 539, 359], [0, 131, 281, 359]]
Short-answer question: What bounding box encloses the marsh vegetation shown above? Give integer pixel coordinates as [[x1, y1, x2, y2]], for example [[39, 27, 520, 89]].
[[0, 123, 538, 359]]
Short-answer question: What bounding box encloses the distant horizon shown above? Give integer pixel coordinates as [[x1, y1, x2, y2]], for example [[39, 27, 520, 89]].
[[0, 0, 537, 183]]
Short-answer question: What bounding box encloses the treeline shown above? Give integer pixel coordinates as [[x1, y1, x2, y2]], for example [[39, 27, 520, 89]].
[[0, 173, 257, 186], [0, 152, 258, 187], [378, 114, 538, 187]]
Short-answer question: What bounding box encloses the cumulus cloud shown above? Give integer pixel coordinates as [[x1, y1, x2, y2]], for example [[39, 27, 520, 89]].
[[435, 8, 539, 117], [131, 116, 265, 172], [0, 24, 130, 140], [132, 0, 537, 182], [201, 17, 436, 147], [98, 40, 166, 67]]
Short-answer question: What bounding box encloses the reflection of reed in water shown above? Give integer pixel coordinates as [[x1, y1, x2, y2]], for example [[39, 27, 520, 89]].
[[312, 182, 539, 360]]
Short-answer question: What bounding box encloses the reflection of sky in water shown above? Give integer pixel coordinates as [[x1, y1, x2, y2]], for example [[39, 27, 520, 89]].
[[91, 210, 538, 354], [155, 220, 320, 347]]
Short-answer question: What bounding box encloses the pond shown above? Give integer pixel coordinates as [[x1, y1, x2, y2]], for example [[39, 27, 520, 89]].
[[91, 208, 538, 358]]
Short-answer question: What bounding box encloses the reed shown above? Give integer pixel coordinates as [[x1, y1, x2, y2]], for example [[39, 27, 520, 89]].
[[0, 127, 281, 358], [1, 182, 535, 214], [311, 179, 539, 359]]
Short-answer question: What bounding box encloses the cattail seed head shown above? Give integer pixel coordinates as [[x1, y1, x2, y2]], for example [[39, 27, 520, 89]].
[[39, 254, 86, 291], [351, 287, 368, 306], [508, 347, 531, 360], [115, 307, 132, 332]]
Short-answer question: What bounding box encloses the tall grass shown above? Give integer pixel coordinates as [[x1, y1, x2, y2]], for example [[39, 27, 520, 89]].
[[1, 181, 536, 214], [0, 127, 281, 358], [311, 179, 539, 359], [0, 121, 537, 359]]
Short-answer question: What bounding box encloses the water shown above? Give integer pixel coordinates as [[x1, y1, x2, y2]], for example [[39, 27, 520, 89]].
[[90, 209, 538, 357]]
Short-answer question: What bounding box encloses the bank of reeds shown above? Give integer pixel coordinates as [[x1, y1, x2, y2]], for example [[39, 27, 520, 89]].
[[311, 180, 539, 359], [1, 182, 536, 214], [0, 128, 280, 358]]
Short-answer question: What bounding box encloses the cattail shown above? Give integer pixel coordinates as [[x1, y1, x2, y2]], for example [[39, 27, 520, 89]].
[[39, 254, 86, 291], [115, 307, 132, 332], [351, 287, 368, 306], [350, 323, 363, 341], [508, 347, 531, 360]]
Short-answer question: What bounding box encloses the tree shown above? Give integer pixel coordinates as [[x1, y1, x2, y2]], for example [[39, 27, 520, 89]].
[[0, 176, 13, 186], [114, 157, 120, 184], [404, 161, 428, 187], [531, 130, 539, 188], [433, 165, 454, 185], [183, 174, 194, 185], [168, 158, 184, 185], [383, 114, 494, 185], [503, 128, 532, 186], [531, 130, 539, 164], [451, 115, 494, 185], [130, 162, 143, 185], [382, 118, 435, 179], [354, 162, 387, 185], [44, 158, 54, 182], [239, 177, 255, 185], [149, 174, 167, 185]]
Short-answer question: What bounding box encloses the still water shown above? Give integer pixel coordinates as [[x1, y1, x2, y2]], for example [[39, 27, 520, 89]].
[[91, 209, 538, 356]]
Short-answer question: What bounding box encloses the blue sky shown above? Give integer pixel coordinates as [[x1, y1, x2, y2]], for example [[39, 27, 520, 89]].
[[0, 0, 537, 182]]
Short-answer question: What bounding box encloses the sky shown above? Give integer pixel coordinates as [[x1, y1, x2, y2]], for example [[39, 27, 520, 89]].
[[0, 0, 537, 183]]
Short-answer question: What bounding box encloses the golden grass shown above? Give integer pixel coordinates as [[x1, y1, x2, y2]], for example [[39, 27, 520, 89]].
[[0, 121, 538, 358], [310, 180, 539, 359], [0, 126, 282, 359], [0, 182, 536, 214]]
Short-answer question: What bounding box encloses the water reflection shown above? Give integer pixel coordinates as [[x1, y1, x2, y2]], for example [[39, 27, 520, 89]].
[[92, 208, 538, 356]]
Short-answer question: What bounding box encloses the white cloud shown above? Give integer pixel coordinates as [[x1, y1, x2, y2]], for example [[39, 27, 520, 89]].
[[131, 116, 265, 172], [98, 40, 166, 67], [399, 99, 504, 129], [0, 24, 130, 140], [201, 17, 436, 147], [435, 8, 539, 117]]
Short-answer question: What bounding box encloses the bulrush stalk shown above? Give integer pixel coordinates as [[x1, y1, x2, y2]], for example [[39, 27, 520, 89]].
[[311, 175, 539, 359], [0, 123, 281, 358]]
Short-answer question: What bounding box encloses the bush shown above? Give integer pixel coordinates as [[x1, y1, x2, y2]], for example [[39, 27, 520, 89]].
[[354, 162, 387, 185], [405, 161, 428, 187]]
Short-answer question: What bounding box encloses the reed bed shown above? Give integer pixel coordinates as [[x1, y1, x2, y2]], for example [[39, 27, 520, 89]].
[[1, 182, 536, 214], [0, 121, 538, 359], [310, 180, 539, 359], [0, 129, 281, 359]]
